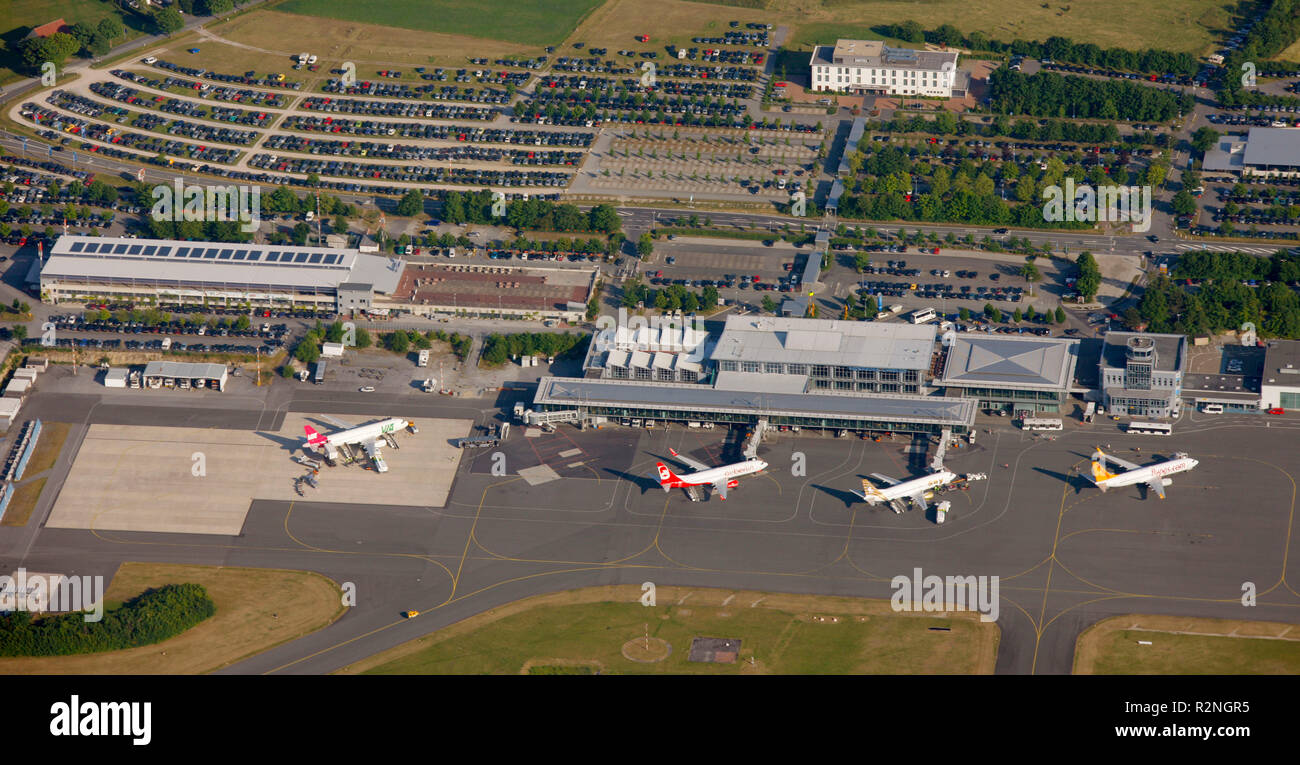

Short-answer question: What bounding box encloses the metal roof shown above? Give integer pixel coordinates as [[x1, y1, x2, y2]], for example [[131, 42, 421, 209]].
[[1243, 127, 1300, 169], [941, 335, 1080, 390], [1100, 332, 1186, 373], [43, 236, 404, 294], [534, 376, 975, 426], [143, 361, 228, 379], [710, 315, 935, 370]]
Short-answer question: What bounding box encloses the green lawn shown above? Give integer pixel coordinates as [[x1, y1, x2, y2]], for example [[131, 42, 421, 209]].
[[1086, 629, 1300, 674], [1, 0, 144, 84], [357, 590, 997, 674], [782, 0, 1232, 56], [272, 0, 605, 46]]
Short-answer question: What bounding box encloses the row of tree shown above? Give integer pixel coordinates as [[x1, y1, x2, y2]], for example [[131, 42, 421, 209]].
[[481, 332, 588, 366], [879, 113, 1128, 145], [987, 68, 1194, 123], [1136, 275, 1300, 339], [1170, 250, 1300, 284], [873, 22, 1200, 76], [0, 584, 214, 656], [1075, 252, 1103, 302], [619, 279, 719, 312], [438, 191, 622, 237]]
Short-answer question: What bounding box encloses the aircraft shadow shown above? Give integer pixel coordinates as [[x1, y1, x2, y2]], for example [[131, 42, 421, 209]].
[[813, 484, 863, 509], [1032, 466, 1092, 495], [252, 430, 305, 455], [602, 467, 660, 495]]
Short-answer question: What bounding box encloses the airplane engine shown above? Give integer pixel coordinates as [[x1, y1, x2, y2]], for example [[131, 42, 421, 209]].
[[726, 479, 739, 489], [1161, 478, 1173, 486]]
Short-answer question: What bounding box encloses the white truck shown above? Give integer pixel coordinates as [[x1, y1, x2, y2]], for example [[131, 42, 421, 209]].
[[422, 378, 436, 393], [888, 304, 904, 314], [417, 349, 430, 367]]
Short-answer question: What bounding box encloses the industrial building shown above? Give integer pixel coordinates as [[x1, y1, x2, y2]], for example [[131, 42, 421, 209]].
[[381, 262, 597, 323], [808, 40, 962, 97], [1259, 339, 1300, 410], [1099, 332, 1187, 418], [39, 236, 405, 311], [938, 334, 1082, 415], [141, 361, 229, 391], [1202, 127, 1300, 178]]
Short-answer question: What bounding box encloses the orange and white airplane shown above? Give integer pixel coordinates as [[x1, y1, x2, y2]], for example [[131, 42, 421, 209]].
[[654, 447, 767, 501], [1089, 447, 1199, 499]]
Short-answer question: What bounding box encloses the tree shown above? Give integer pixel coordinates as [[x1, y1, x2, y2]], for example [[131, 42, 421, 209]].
[[20, 33, 79, 71], [11, 325, 26, 342], [152, 7, 184, 35], [959, 306, 971, 321], [761, 295, 778, 314], [354, 328, 373, 349], [636, 232, 654, 259], [1171, 190, 1197, 217], [1191, 126, 1220, 154], [1025, 304, 1037, 321], [1019, 261, 1041, 285], [383, 330, 410, 354], [1012, 307, 1023, 323], [97, 16, 126, 42], [587, 203, 621, 234], [395, 188, 424, 217], [1055, 306, 1066, 324]]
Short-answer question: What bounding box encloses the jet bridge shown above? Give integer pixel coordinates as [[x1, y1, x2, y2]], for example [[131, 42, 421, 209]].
[[742, 419, 767, 460]]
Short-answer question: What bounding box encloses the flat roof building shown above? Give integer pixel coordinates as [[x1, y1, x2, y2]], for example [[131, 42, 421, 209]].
[[1203, 127, 1300, 178], [711, 315, 935, 394], [809, 40, 960, 97], [40, 236, 405, 310], [384, 262, 598, 322], [142, 361, 229, 391], [1259, 339, 1300, 410], [1099, 331, 1187, 418], [939, 334, 1081, 414]]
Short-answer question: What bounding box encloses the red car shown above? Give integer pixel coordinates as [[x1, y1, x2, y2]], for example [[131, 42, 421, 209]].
[[1267, 407, 1285, 415]]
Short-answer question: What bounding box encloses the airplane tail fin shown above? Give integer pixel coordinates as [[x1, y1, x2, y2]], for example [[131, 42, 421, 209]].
[[1090, 455, 1116, 484], [304, 425, 327, 447], [655, 462, 682, 491]]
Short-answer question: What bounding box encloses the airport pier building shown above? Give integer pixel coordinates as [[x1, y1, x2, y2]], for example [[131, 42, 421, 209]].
[[937, 334, 1082, 415], [532, 376, 976, 435]]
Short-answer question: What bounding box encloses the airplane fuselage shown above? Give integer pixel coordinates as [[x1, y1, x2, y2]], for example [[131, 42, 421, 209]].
[[859, 470, 957, 505], [1094, 457, 1198, 490], [306, 418, 409, 458], [660, 459, 767, 488]]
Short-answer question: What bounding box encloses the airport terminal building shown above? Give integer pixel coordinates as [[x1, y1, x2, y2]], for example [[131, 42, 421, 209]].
[[40, 236, 404, 311], [938, 334, 1082, 415], [540, 314, 977, 434], [809, 40, 961, 97]]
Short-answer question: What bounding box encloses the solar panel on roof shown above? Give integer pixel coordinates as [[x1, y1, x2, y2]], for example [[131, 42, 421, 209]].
[[83, 242, 99, 252], [203, 249, 218, 259], [176, 247, 189, 257], [142, 245, 157, 255], [265, 252, 279, 262], [294, 253, 308, 263], [247, 251, 261, 261], [324, 254, 339, 264], [127, 245, 142, 255], [218, 250, 232, 260], [233, 250, 247, 260], [69, 241, 85, 252], [157, 247, 171, 256], [308, 253, 323, 263], [114, 244, 129, 254]]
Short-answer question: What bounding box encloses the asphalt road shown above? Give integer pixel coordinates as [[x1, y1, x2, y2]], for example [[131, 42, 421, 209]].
[[2, 380, 1298, 674]]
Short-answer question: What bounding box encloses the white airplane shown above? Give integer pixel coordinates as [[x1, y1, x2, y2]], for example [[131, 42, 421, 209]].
[[855, 469, 961, 513], [654, 447, 767, 501], [303, 415, 412, 473], [1088, 447, 1199, 499]]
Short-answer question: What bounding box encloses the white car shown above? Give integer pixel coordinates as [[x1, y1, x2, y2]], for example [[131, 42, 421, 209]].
[[359, 386, 375, 392], [142, 57, 157, 65]]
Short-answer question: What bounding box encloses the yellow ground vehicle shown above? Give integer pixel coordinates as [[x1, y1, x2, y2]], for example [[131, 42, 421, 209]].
[[403, 610, 419, 618]]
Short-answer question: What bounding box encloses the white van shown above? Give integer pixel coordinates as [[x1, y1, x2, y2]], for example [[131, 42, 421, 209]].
[[1201, 403, 1224, 414]]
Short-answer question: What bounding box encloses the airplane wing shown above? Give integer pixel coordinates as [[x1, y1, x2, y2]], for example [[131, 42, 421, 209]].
[[713, 480, 728, 500], [1098, 450, 1141, 472], [362, 440, 378, 458], [909, 490, 930, 511], [869, 472, 901, 487], [1146, 479, 1167, 500], [669, 447, 712, 473], [319, 414, 358, 431]]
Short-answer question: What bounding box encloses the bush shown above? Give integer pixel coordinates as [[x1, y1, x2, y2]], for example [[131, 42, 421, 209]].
[[0, 583, 215, 656]]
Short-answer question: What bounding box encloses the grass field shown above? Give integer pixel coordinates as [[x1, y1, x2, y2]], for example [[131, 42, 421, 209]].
[[0, 477, 46, 526], [341, 585, 999, 675], [0, 0, 145, 84], [272, 0, 604, 47], [1075, 615, 1300, 674], [0, 563, 345, 674], [23, 421, 69, 476], [778, 0, 1233, 56]]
